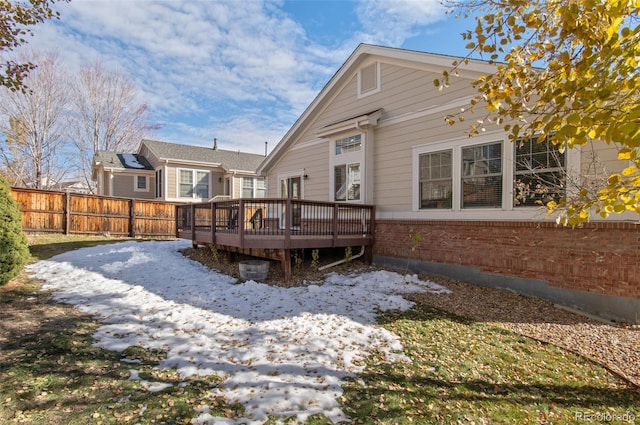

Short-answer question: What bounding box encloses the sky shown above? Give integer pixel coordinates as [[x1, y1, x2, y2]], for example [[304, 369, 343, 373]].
[[20, 0, 478, 155], [27, 239, 451, 424]]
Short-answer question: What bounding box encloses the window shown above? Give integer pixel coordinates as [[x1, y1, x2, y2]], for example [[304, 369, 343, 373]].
[[335, 134, 361, 155], [419, 150, 452, 209], [134, 175, 148, 192], [155, 169, 162, 198], [514, 136, 566, 207], [179, 169, 209, 199], [241, 177, 267, 198], [461, 142, 503, 208], [335, 163, 360, 201], [242, 177, 253, 198]]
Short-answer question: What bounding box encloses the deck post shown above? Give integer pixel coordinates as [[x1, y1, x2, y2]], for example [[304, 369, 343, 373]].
[[281, 249, 292, 284], [283, 198, 291, 249], [190, 203, 197, 248], [332, 203, 339, 246], [238, 199, 245, 249], [211, 201, 216, 245]]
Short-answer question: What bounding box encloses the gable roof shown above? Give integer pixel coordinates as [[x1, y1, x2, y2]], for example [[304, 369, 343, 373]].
[[257, 43, 497, 174], [141, 139, 265, 173]]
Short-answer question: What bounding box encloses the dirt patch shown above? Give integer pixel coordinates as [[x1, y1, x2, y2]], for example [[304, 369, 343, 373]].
[[181, 246, 373, 287]]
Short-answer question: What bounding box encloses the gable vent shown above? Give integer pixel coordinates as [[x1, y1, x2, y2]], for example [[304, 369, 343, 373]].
[[358, 62, 379, 97]]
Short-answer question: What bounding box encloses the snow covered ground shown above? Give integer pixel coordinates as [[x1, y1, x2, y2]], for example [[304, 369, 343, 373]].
[[26, 240, 451, 424]]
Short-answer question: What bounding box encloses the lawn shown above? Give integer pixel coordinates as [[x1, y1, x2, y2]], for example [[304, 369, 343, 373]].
[[0, 234, 637, 424]]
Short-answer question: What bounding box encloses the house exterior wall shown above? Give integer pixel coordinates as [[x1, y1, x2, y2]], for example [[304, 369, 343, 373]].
[[163, 164, 225, 202], [263, 46, 638, 322], [373, 219, 640, 323], [111, 173, 155, 199]]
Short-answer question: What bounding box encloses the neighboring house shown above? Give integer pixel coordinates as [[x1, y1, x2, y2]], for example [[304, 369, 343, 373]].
[[93, 139, 267, 202], [258, 44, 639, 323], [53, 180, 93, 194]]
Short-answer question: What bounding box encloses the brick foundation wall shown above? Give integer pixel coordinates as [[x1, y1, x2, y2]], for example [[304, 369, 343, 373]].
[[374, 219, 640, 300]]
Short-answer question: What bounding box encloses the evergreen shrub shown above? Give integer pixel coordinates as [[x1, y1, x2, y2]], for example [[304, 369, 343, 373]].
[[0, 176, 29, 285]]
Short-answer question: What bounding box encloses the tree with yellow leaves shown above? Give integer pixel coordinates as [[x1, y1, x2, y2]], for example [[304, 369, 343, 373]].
[[438, 0, 639, 225]]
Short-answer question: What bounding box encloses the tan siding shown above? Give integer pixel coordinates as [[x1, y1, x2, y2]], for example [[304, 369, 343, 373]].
[[166, 166, 177, 198], [101, 170, 110, 196], [113, 173, 128, 197], [584, 143, 621, 174], [112, 174, 154, 199], [373, 104, 488, 212], [267, 142, 330, 200]]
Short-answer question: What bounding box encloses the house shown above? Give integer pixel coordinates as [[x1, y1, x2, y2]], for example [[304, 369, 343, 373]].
[[92, 139, 267, 202], [258, 44, 639, 323]]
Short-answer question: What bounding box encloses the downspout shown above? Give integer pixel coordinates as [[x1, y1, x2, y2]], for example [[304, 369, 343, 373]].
[[319, 119, 368, 271], [318, 245, 366, 271]]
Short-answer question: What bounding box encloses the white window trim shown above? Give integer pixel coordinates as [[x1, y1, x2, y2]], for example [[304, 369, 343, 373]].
[[277, 170, 305, 198], [411, 131, 581, 220], [134, 175, 149, 192], [177, 168, 210, 200], [357, 61, 381, 98], [241, 176, 267, 198], [412, 131, 510, 213], [329, 132, 365, 203]]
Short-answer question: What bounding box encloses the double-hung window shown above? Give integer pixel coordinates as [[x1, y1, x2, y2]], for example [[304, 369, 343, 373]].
[[419, 150, 452, 209], [242, 177, 266, 198], [461, 142, 503, 208], [514, 136, 566, 207], [179, 169, 209, 199], [134, 175, 148, 192], [333, 134, 362, 202]]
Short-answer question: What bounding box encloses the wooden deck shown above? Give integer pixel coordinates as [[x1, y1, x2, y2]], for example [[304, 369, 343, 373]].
[[175, 198, 375, 281]]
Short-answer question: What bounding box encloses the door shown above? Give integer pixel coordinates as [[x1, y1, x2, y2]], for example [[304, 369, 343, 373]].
[[280, 176, 301, 229]]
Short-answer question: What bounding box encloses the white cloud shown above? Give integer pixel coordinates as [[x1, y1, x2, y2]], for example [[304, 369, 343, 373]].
[[16, 0, 448, 152], [354, 0, 447, 45]]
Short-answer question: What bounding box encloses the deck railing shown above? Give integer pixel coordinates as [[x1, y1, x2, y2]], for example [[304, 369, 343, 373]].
[[176, 198, 375, 250]]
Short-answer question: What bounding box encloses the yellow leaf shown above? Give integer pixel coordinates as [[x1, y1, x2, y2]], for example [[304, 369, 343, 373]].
[[618, 150, 633, 160], [622, 166, 637, 176]]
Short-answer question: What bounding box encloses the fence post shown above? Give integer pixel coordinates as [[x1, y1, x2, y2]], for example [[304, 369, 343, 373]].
[[129, 199, 136, 238], [64, 192, 72, 235]]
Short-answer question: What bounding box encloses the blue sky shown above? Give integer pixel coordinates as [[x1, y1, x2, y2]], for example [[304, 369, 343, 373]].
[[24, 0, 478, 155]]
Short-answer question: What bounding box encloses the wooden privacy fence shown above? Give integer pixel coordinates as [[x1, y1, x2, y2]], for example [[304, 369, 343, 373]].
[[10, 187, 177, 238]]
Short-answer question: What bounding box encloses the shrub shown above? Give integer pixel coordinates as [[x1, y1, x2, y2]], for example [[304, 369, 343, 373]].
[[0, 176, 29, 285]]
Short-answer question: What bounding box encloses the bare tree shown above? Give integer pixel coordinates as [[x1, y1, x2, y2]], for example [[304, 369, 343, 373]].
[[69, 63, 159, 192], [0, 51, 71, 188]]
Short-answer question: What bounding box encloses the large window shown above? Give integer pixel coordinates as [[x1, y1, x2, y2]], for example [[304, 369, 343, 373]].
[[461, 142, 503, 208], [514, 136, 566, 207], [242, 177, 266, 198], [179, 169, 209, 199], [419, 150, 452, 209], [335, 163, 360, 201]]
